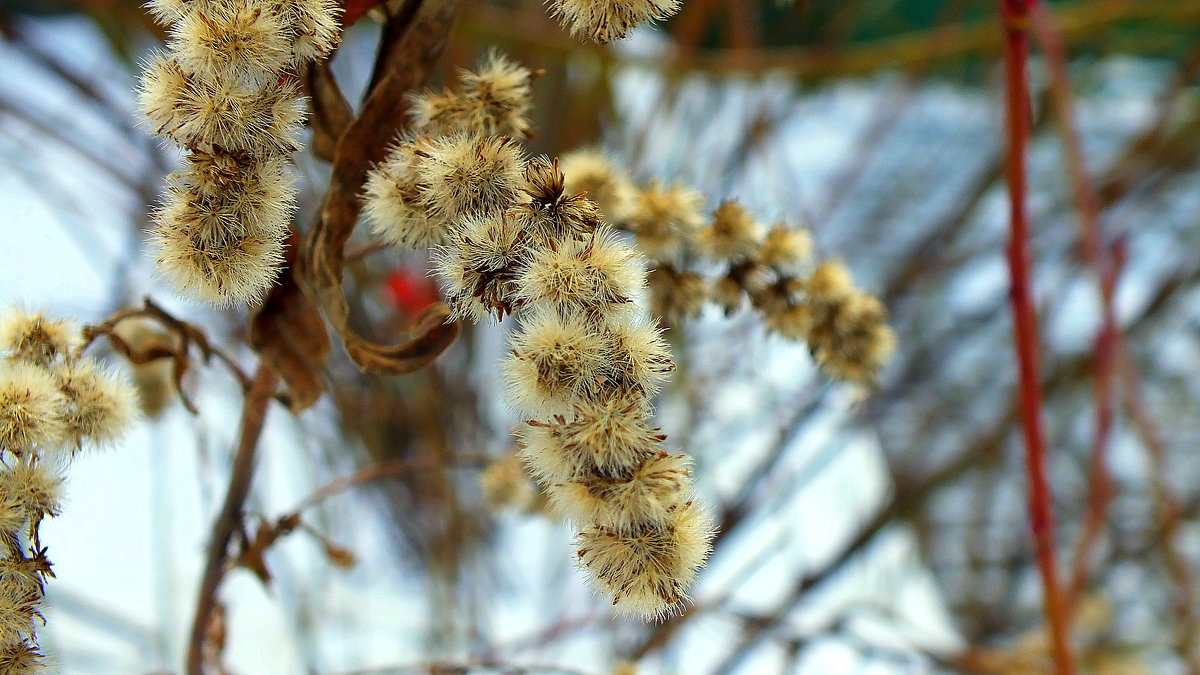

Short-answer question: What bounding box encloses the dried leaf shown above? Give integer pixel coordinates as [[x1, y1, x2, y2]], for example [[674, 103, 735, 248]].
[[251, 229, 331, 412], [300, 0, 464, 376]]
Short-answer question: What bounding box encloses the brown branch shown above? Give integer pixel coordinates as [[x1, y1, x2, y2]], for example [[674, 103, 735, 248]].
[[185, 363, 280, 675]]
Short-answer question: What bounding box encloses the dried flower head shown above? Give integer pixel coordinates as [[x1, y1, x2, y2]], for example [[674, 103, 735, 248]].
[[505, 309, 610, 416], [628, 182, 705, 261], [480, 451, 537, 512], [270, 0, 342, 63], [757, 224, 813, 273], [520, 394, 660, 485], [550, 451, 691, 530], [0, 640, 45, 675], [513, 157, 602, 243], [516, 229, 643, 314], [576, 500, 713, 618], [603, 316, 675, 397], [0, 310, 79, 367], [159, 153, 296, 243], [0, 364, 65, 455], [710, 275, 745, 315], [167, 77, 305, 155], [697, 201, 763, 262], [169, 2, 291, 84], [647, 265, 707, 324], [549, 0, 682, 43], [152, 218, 286, 306], [560, 149, 635, 223], [54, 361, 138, 448], [0, 462, 63, 523], [434, 212, 531, 322], [416, 133, 525, 222], [410, 53, 535, 138], [363, 141, 450, 249], [0, 584, 39, 647]]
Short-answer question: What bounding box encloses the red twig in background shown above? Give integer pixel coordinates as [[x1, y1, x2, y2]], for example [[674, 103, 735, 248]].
[[1028, 6, 1122, 607], [996, 1, 1076, 672], [1118, 340, 1200, 672]]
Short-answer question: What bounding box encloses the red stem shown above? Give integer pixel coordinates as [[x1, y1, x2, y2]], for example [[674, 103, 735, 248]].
[[996, 1, 1076, 672], [1028, 6, 1121, 607]]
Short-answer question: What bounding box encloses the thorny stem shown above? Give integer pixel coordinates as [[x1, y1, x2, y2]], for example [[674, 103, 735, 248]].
[[1028, 6, 1122, 608], [186, 363, 279, 675], [996, 1, 1075, 672]]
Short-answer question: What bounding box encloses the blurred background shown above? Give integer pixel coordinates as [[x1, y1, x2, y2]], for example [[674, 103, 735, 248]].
[[0, 0, 1198, 672]]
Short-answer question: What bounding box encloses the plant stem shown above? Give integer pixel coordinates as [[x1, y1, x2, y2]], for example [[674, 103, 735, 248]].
[[996, 1, 1076, 672], [186, 363, 279, 675]]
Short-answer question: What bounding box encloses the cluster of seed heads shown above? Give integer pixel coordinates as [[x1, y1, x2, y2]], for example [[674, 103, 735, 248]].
[[362, 53, 713, 618], [137, 0, 341, 306], [0, 310, 138, 672], [560, 151, 897, 384]]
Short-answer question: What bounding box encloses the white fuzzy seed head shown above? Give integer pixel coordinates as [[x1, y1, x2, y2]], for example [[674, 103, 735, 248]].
[[53, 361, 138, 449], [697, 201, 763, 262], [516, 229, 643, 315], [363, 141, 450, 249], [576, 500, 713, 618], [513, 156, 602, 243], [434, 212, 532, 322], [152, 217, 286, 306], [0, 310, 79, 367], [0, 364, 65, 456], [560, 149, 635, 223], [629, 182, 705, 262], [416, 133, 526, 222], [169, 3, 291, 84], [504, 308, 610, 416], [757, 224, 813, 273], [549, 0, 682, 44], [550, 451, 691, 530]]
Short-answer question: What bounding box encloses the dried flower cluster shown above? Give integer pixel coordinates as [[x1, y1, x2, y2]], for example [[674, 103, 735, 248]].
[[561, 150, 896, 384], [138, 0, 341, 305], [0, 310, 137, 671], [362, 54, 713, 618], [548, 0, 683, 43]]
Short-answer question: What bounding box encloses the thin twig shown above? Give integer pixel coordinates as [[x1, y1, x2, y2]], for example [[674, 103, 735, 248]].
[[186, 363, 279, 675], [996, 1, 1075, 672]]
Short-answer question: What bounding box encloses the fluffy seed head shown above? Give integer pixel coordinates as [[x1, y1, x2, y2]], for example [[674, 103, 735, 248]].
[[144, 0, 221, 25], [647, 265, 707, 325], [0, 364, 65, 455], [53, 361, 138, 449], [416, 133, 525, 222], [0, 583, 40, 647], [137, 52, 191, 137], [519, 393, 660, 485], [164, 76, 304, 155], [711, 275, 745, 314], [513, 157, 602, 243], [0, 640, 45, 675], [0, 310, 79, 367], [629, 182, 705, 261], [603, 316, 675, 397], [0, 462, 63, 523], [434, 213, 531, 322], [549, 0, 683, 44], [757, 224, 813, 273], [560, 149, 635, 223], [410, 53, 534, 138], [160, 152, 295, 243], [805, 259, 855, 301], [480, 451, 537, 512], [169, 3, 291, 84], [152, 217, 286, 306], [697, 201, 762, 262], [363, 141, 450, 249], [805, 291, 895, 384], [576, 500, 713, 618], [551, 451, 691, 530], [269, 0, 342, 63], [504, 309, 610, 416], [516, 229, 643, 315]]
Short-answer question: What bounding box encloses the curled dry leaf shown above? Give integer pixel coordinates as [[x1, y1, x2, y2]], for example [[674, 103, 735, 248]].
[[300, 0, 464, 376], [250, 229, 331, 412]]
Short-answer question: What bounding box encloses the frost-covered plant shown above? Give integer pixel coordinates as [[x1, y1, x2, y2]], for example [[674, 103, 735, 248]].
[[0, 310, 137, 671], [137, 0, 341, 306]]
